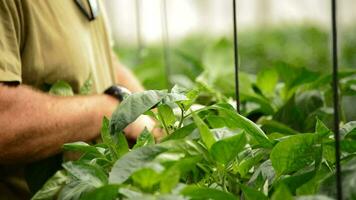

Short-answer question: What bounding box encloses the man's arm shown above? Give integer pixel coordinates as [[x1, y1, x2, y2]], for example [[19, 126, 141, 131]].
[[0, 84, 118, 164]]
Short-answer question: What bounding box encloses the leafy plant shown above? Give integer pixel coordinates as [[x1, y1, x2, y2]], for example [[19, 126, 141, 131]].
[[32, 82, 356, 199]]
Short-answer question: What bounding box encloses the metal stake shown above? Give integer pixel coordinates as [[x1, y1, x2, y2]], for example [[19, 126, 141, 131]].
[[232, 0, 240, 113], [331, 0, 343, 199], [161, 0, 172, 88]]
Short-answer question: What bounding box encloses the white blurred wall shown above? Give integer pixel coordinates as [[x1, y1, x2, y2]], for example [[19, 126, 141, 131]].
[[103, 0, 356, 44]]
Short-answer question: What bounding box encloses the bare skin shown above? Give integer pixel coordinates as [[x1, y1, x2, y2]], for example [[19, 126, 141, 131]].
[[0, 53, 160, 165], [0, 84, 118, 164]]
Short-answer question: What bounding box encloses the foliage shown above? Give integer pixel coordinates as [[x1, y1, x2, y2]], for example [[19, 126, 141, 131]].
[[30, 24, 356, 199], [32, 79, 356, 199]]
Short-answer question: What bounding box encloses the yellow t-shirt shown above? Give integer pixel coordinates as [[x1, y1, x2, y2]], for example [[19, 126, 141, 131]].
[[0, 0, 117, 199], [0, 0, 117, 93]]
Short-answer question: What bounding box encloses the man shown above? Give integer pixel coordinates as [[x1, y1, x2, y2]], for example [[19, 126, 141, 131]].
[[0, 0, 158, 199]]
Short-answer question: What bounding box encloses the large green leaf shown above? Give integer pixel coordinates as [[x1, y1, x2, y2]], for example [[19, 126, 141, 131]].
[[210, 132, 247, 164], [109, 146, 167, 184], [270, 133, 317, 175], [110, 90, 167, 135], [212, 105, 272, 148]]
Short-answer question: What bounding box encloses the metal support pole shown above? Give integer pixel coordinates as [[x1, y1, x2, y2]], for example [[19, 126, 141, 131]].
[[331, 0, 343, 199], [135, 0, 144, 61], [161, 0, 172, 88], [232, 0, 240, 113]]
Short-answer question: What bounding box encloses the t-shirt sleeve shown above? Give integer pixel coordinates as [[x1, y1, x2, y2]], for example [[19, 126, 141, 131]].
[[0, 0, 22, 82]]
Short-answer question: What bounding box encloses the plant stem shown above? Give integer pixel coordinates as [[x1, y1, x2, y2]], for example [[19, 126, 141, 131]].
[[178, 107, 185, 128]]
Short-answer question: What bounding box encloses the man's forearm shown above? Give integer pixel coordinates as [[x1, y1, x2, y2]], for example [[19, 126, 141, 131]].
[[0, 84, 118, 164]]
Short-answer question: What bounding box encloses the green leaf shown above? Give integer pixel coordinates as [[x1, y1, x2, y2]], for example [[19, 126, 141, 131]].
[[132, 168, 161, 191], [315, 119, 332, 138], [63, 142, 103, 157], [133, 128, 155, 149], [158, 104, 176, 127], [79, 73, 93, 95], [270, 133, 317, 175], [161, 123, 196, 142], [116, 132, 129, 157], [257, 67, 279, 96], [272, 184, 294, 200], [212, 105, 272, 148], [57, 181, 95, 200], [241, 184, 268, 200], [31, 170, 68, 200], [279, 171, 316, 194], [192, 113, 216, 149], [63, 162, 107, 187], [210, 132, 247, 164], [49, 80, 74, 96], [181, 186, 238, 200], [342, 121, 356, 139], [109, 146, 167, 184], [101, 117, 120, 160], [110, 90, 167, 135], [160, 168, 180, 193], [260, 119, 299, 135], [79, 185, 119, 200], [340, 140, 356, 153], [237, 150, 265, 178]]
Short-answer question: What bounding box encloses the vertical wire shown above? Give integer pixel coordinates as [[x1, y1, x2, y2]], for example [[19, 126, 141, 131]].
[[331, 0, 343, 199], [233, 0, 240, 113], [135, 0, 143, 64], [161, 0, 172, 88]]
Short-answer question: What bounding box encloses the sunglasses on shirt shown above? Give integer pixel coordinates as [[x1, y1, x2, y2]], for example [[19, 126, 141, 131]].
[[74, 0, 100, 21]]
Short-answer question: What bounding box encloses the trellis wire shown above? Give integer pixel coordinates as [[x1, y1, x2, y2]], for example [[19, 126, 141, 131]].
[[161, 0, 172, 88], [331, 0, 343, 199], [232, 0, 240, 113], [135, 0, 144, 62]]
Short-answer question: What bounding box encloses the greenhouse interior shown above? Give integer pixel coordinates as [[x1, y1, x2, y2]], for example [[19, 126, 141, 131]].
[[0, 0, 356, 199]]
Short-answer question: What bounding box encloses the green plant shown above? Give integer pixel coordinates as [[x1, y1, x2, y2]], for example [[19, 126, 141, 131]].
[[31, 81, 356, 199]]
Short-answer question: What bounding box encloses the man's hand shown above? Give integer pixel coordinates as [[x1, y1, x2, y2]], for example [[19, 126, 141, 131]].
[[124, 115, 163, 142]]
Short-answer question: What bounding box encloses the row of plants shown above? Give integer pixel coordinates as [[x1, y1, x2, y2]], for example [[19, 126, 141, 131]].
[[28, 24, 356, 199], [116, 24, 356, 87], [30, 59, 356, 199]]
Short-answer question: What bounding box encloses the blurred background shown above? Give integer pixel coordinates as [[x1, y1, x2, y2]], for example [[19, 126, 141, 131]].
[[103, 0, 356, 121]]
